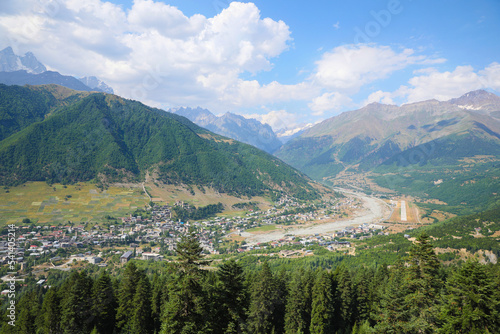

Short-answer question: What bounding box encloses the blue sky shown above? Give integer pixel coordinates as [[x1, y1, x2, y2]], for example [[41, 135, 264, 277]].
[[1, 0, 499, 130]]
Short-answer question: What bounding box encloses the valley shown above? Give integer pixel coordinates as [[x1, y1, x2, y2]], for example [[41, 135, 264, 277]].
[[241, 187, 392, 245], [1, 2, 500, 333]]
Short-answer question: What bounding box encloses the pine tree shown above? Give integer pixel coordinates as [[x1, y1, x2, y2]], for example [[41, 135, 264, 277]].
[[116, 261, 141, 333], [151, 273, 167, 334], [130, 276, 153, 334], [60, 271, 94, 334], [38, 287, 61, 334], [92, 270, 116, 334], [16, 289, 40, 334], [176, 230, 210, 274], [440, 260, 500, 333], [309, 270, 334, 334], [215, 259, 248, 334], [160, 232, 209, 334], [273, 269, 289, 334], [373, 260, 410, 333], [352, 320, 373, 334], [284, 269, 314, 334], [404, 233, 443, 332], [354, 267, 374, 323], [246, 262, 282, 334], [335, 266, 354, 333], [369, 263, 389, 315]]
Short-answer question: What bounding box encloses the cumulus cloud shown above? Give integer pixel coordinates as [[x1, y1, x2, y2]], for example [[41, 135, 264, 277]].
[[310, 44, 442, 94], [480, 62, 500, 91], [399, 65, 484, 103], [369, 62, 500, 105], [0, 0, 293, 113], [308, 92, 352, 115], [363, 90, 396, 105], [1, 0, 497, 127], [243, 109, 299, 131], [128, 0, 206, 39]]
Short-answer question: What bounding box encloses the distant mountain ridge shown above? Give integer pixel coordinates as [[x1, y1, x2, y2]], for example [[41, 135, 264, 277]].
[[172, 107, 283, 153], [78, 76, 114, 94], [277, 90, 500, 179], [0, 70, 99, 92], [275, 90, 500, 211], [0, 47, 113, 93], [276, 123, 315, 144]]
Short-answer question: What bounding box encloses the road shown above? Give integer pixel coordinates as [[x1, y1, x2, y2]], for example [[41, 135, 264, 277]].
[[242, 188, 392, 245]]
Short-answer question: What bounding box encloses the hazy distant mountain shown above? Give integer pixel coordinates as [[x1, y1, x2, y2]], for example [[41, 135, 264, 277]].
[[0, 70, 98, 92], [0, 47, 114, 93], [276, 123, 315, 144], [275, 90, 500, 211], [79, 76, 114, 94], [172, 107, 217, 124], [172, 107, 283, 153], [276, 90, 500, 178], [0, 46, 47, 74]]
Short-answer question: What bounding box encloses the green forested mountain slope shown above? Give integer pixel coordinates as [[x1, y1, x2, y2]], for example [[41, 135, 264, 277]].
[[0, 84, 92, 141], [0, 85, 318, 199]]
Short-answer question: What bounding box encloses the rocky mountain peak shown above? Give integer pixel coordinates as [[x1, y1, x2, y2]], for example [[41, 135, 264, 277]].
[[449, 89, 500, 111], [0, 47, 47, 74]]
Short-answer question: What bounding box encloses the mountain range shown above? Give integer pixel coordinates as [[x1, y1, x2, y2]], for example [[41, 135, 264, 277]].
[[0, 47, 113, 93], [276, 89, 500, 212], [172, 107, 283, 153], [0, 84, 319, 200], [1, 47, 293, 154]]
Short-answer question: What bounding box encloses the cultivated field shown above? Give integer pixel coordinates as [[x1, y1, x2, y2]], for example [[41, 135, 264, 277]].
[[0, 181, 278, 226], [146, 183, 274, 214], [0, 182, 148, 225]]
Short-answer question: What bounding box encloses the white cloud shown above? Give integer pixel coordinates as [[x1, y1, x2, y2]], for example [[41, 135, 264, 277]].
[[413, 67, 439, 75], [399, 65, 484, 103], [371, 62, 500, 105], [311, 44, 435, 94], [214, 80, 318, 111], [1, 0, 497, 127], [308, 92, 352, 115], [480, 62, 500, 91], [363, 90, 395, 105], [243, 109, 299, 131], [128, 0, 205, 39], [0, 0, 293, 113]]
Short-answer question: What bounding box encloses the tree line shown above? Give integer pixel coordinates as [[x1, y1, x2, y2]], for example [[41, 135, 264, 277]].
[[2, 232, 500, 334]]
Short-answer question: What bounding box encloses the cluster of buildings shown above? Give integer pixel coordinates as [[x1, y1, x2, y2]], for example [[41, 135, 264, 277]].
[[0, 196, 372, 270]]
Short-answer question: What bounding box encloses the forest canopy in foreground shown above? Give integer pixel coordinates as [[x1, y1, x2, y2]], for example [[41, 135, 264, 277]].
[[2, 232, 500, 334]]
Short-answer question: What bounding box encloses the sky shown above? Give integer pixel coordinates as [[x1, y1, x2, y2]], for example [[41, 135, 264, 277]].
[[1, 0, 500, 131]]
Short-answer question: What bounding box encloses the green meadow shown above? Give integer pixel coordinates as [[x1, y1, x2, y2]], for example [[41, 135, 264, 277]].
[[246, 224, 277, 233], [0, 182, 148, 226]]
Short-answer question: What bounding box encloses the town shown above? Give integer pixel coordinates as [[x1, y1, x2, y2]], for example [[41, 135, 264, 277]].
[[0, 194, 390, 277]]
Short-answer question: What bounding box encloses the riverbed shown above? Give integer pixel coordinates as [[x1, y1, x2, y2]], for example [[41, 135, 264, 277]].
[[242, 188, 392, 245]]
